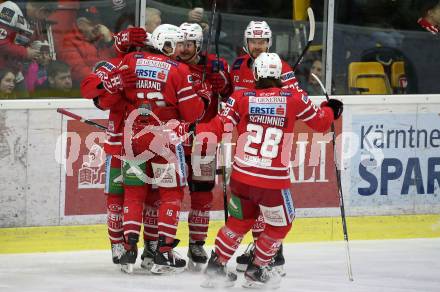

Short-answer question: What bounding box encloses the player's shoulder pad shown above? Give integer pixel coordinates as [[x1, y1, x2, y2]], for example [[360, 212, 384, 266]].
[[166, 59, 179, 67], [232, 57, 245, 70]]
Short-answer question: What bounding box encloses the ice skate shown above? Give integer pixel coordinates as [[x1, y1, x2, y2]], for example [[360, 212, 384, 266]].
[[236, 242, 254, 272], [201, 251, 237, 288], [140, 240, 157, 271], [119, 243, 138, 274], [187, 240, 208, 272], [270, 244, 286, 277], [150, 236, 186, 274], [111, 243, 125, 264], [243, 261, 281, 289]]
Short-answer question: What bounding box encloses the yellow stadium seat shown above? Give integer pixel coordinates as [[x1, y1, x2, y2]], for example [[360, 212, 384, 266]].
[[348, 62, 392, 95], [293, 0, 311, 21], [391, 61, 407, 93]]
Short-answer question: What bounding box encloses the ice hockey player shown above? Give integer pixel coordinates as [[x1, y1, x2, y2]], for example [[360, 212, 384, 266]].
[[178, 22, 231, 271], [196, 52, 343, 289], [116, 24, 211, 274], [229, 20, 302, 275], [80, 26, 146, 265]]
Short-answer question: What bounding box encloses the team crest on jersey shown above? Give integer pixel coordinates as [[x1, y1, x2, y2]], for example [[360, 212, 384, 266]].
[[281, 71, 295, 82], [226, 97, 235, 106], [232, 58, 244, 70], [136, 65, 169, 82]]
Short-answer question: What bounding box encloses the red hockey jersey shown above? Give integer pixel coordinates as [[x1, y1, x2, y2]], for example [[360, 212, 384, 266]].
[[230, 54, 298, 91], [119, 51, 205, 125], [186, 53, 230, 122], [197, 87, 334, 189], [80, 57, 128, 155]]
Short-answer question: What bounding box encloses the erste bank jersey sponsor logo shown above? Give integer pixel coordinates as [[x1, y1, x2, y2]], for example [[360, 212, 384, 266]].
[[135, 59, 171, 82], [249, 96, 287, 117]]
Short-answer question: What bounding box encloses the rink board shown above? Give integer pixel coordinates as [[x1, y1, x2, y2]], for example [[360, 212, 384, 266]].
[[1, 96, 440, 253], [1, 214, 439, 254]]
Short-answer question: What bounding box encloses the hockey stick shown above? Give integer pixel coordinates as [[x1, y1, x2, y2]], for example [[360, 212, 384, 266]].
[[292, 7, 316, 70], [202, 0, 217, 82], [213, 13, 228, 222], [57, 108, 107, 131], [311, 73, 354, 282], [214, 13, 222, 72]]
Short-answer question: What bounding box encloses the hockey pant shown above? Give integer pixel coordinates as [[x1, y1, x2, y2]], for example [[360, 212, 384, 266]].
[[186, 153, 216, 242], [214, 178, 294, 266], [123, 123, 187, 245]]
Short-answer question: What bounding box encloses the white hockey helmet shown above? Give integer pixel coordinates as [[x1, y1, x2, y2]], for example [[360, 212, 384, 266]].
[[253, 53, 282, 81], [179, 22, 203, 52], [151, 24, 185, 56], [243, 21, 272, 54], [0, 1, 33, 34]]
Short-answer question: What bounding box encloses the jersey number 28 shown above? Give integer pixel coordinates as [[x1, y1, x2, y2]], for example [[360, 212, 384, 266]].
[[243, 124, 283, 159]]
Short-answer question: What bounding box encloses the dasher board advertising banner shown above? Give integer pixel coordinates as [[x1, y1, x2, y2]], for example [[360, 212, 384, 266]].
[[347, 105, 440, 215], [61, 115, 343, 219]]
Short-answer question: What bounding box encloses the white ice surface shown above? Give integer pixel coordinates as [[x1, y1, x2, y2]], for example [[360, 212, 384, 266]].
[[0, 238, 439, 292]]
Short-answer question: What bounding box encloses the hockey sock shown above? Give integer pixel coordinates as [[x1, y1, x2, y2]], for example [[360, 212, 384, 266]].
[[253, 223, 292, 266], [106, 194, 124, 244], [251, 214, 265, 241], [123, 185, 147, 241], [188, 191, 213, 242], [214, 216, 253, 263], [157, 188, 184, 250], [253, 233, 282, 267], [143, 189, 160, 242]]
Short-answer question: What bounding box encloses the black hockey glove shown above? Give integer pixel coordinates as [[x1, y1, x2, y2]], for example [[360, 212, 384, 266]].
[[322, 98, 343, 120]]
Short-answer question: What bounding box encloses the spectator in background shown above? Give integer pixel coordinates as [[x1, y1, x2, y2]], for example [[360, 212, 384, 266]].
[[145, 7, 162, 33], [60, 6, 114, 84], [0, 68, 16, 99], [25, 40, 51, 94], [303, 59, 323, 96], [187, 7, 210, 33], [32, 60, 76, 98], [417, 0, 440, 35], [0, 1, 39, 97]]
